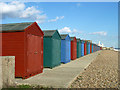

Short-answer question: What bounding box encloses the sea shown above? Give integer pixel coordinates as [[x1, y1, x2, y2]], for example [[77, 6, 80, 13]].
[[114, 48, 120, 51]]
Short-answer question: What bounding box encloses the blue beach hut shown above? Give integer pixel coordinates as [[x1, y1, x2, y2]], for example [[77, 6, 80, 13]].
[[60, 34, 71, 63], [81, 40, 85, 56], [92, 44, 93, 53]]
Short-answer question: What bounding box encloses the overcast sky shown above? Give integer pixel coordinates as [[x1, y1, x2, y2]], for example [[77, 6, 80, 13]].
[[0, 1, 118, 48]]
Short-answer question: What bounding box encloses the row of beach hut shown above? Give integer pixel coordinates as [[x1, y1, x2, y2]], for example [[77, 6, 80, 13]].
[[0, 22, 102, 79]]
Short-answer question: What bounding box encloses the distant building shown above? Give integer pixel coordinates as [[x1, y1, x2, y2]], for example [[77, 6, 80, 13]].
[[98, 41, 104, 47]]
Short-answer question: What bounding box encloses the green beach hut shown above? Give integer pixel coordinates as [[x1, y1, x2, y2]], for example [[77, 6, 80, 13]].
[[43, 30, 61, 68], [77, 38, 81, 58], [86, 40, 90, 55]]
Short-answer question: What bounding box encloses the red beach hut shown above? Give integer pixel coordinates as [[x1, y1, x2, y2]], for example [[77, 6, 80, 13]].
[[90, 43, 92, 53], [0, 22, 44, 79], [70, 37, 77, 60]]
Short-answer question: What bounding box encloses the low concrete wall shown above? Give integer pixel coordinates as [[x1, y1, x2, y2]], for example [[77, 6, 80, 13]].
[[0, 56, 15, 88]]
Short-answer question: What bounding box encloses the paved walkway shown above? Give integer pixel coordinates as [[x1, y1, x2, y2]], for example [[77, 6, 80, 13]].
[[15, 51, 101, 88]]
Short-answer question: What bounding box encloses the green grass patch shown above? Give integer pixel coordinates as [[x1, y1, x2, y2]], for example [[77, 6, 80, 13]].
[[18, 85, 32, 88]]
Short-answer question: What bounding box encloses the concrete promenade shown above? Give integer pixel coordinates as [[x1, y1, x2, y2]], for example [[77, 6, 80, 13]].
[[15, 51, 101, 88]]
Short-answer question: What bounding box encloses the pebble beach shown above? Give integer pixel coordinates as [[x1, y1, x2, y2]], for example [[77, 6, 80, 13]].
[[70, 50, 119, 88]]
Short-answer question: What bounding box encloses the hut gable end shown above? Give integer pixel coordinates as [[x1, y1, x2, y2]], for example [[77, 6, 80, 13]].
[[77, 38, 81, 42], [43, 30, 56, 37], [65, 35, 71, 41], [25, 22, 44, 36], [60, 34, 70, 41], [52, 30, 61, 40], [70, 37, 77, 42]]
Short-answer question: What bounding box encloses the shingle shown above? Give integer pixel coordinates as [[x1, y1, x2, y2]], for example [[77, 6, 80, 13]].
[[60, 34, 68, 39], [43, 30, 57, 37], [0, 22, 34, 32]]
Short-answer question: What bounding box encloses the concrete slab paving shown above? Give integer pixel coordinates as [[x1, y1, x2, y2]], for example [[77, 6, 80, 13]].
[[15, 51, 101, 88]]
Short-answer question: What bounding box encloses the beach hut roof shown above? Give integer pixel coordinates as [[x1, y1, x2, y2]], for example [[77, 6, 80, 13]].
[[76, 38, 81, 42], [70, 37, 76, 41], [85, 40, 92, 43], [43, 30, 57, 37], [0, 22, 34, 32], [60, 34, 68, 39], [81, 40, 85, 43], [43, 30, 61, 39]]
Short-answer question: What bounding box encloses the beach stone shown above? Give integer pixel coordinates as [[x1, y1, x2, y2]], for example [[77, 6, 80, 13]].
[[70, 50, 118, 88]]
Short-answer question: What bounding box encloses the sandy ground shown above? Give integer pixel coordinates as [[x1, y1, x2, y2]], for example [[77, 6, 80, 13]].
[[70, 50, 119, 88]]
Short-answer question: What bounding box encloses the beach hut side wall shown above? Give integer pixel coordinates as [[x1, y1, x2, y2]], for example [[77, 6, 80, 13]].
[[2, 32, 25, 77], [52, 38, 61, 67], [52, 31, 61, 66], [43, 37, 53, 67]]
